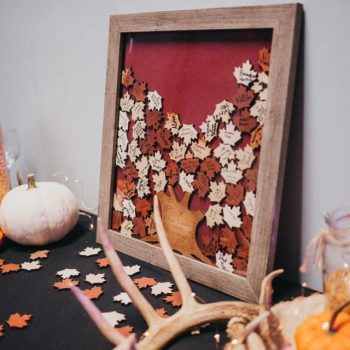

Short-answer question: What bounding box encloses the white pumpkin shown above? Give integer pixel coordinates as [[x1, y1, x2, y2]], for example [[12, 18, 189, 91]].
[[0, 174, 79, 245]]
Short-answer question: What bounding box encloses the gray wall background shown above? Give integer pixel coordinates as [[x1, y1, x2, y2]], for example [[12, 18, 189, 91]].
[[1, 0, 349, 291]]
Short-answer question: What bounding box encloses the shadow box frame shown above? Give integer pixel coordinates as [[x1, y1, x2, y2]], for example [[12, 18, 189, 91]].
[[97, 3, 302, 302]]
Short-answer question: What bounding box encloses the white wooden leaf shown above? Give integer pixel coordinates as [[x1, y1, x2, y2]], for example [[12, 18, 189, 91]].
[[116, 145, 128, 169], [258, 72, 269, 85], [122, 199, 136, 219], [150, 151, 166, 172], [178, 124, 198, 146], [250, 100, 267, 125], [199, 115, 218, 142], [151, 282, 173, 296], [236, 145, 255, 171], [214, 144, 235, 166], [205, 204, 224, 228], [223, 205, 242, 228], [120, 92, 134, 112], [251, 82, 264, 94], [215, 250, 234, 273], [191, 139, 211, 160], [117, 130, 129, 152], [21, 261, 42, 271], [137, 177, 151, 198], [165, 112, 181, 135], [147, 90, 162, 111], [233, 60, 257, 86], [118, 111, 129, 131], [219, 122, 241, 146], [85, 273, 106, 285], [169, 141, 187, 162], [213, 100, 235, 124], [153, 171, 167, 192], [113, 192, 124, 212], [179, 171, 194, 193], [131, 101, 145, 121], [120, 220, 133, 237], [128, 140, 141, 163], [102, 311, 126, 327], [208, 181, 226, 203], [79, 247, 102, 257], [259, 87, 268, 101], [136, 156, 150, 178], [132, 120, 146, 140], [113, 292, 132, 306], [221, 161, 243, 185], [123, 265, 141, 276], [57, 268, 80, 279], [243, 191, 256, 216]]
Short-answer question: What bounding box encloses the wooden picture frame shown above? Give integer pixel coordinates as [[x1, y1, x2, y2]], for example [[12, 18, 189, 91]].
[[97, 4, 302, 302]]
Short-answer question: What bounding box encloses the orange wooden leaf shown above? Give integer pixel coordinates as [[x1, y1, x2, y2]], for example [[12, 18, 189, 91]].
[[244, 168, 258, 192], [0, 259, 4, 266], [1, 263, 21, 274], [165, 160, 179, 186], [200, 157, 221, 180], [164, 291, 182, 307], [53, 278, 79, 290], [232, 257, 248, 273], [82, 286, 104, 300], [117, 325, 134, 337], [95, 257, 110, 268], [233, 86, 255, 109], [112, 211, 123, 231], [219, 227, 238, 253], [132, 82, 147, 102], [133, 217, 147, 238], [140, 133, 157, 155], [193, 171, 209, 198], [180, 158, 200, 174], [117, 179, 136, 199], [123, 161, 139, 183], [30, 250, 50, 260], [135, 198, 152, 218], [0, 324, 4, 337], [199, 230, 218, 258], [146, 110, 163, 129], [156, 308, 169, 318], [241, 214, 253, 239], [6, 313, 32, 328], [122, 67, 135, 88], [250, 125, 263, 150], [258, 47, 270, 72], [133, 277, 157, 289], [157, 129, 173, 150]]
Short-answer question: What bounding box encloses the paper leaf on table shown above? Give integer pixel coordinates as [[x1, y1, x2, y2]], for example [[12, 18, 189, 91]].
[[156, 308, 169, 318], [233, 109, 257, 133], [102, 311, 126, 327], [223, 205, 242, 228], [179, 171, 194, 193], [219, 122, 241, 146], [133, 277, 157, 289], [146, 110, 163, 129], [137, 177, 151, 198], [165, 112, 181, 135], [200, 157, 221, 179], [6, 313, 32, 329], [180, 158, 200, 174], [131, 101, 145, 121], [245, 168, 258, 192], [199, 115, 218, 142], [221, 161, 243, 185], [215, 250, 234, 273], [208, 181, 226, 203], [169, 141, 187, 163], [213, 100, 235, 124], [30, 250, 50, 260], [123, 264, 141, 276], [243, 191, 256, 217], [193, 171, 209, 198], [225, 184, 244, 206], [83, 286, 104, 300], [122, 67, 134, 88], [250, 100, 267, 125], [258, 47, 270, 72], [236, 145, 255, 171], [122, 199, 136, 219], [258, 72, 269, 85], [118, 111, 130, 131], [57, 268, 80, 279], [233, 60, 257, 86], [251, 82, 264, 94], [150, 151, 166, 172], [21, 261, 42, 271], [120, 220, 134, 237], [132, 82, 147, 102], [133, 217, 146, 238], [178, 124, 198, 146], [128, 140, 141, 163], [95, 257, 110, 268], [250, 125, 263, 150], [1, 263, 21, 274], [233, 86, 255, 109], [113, 292, 132, 306], [191, 138, 211, 160], [85, 273, 106, 285], [164, 291, 182, 307], [136, 156, 150, 178], [151, 282, 173, 296], [205, 204, 224, 228], [153, 171, 167, 193], [120, 92, 134, 112], [79, 247, 102, 257], [147, 90, 162, 111], [0, 324, 4, 337], [219, 227, 238, 254], [117, 325, 134, 337], [53, 278, 79, 290], [132, 120, 146, 140], [214, 144, 235, 166]]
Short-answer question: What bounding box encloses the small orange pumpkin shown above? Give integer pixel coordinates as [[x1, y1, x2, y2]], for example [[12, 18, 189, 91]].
[[295, 300, 350, 350]]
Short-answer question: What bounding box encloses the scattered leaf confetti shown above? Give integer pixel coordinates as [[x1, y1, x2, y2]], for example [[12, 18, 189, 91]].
[[85, 273, 106, 285], [56, 268, 80, 279], [79, 247, 102, 257], [215, 251, 234, 273], [117, 325, 134, 337], [133, 277, 157, 289], [1, 263, 21, 274], [123, 265, 141, 276], [113, 292, 132, 306], [164, 291, 182, 307], [102, 311, 126, 327], [21, 261, 42, 271], [6, 313, 32, 329], [95, 257, 110, 268], [82, 286, 104, 300], [30, 250, 50, 260], [156, 308, 169, 318], [151, 282, 173, 296], [53, 278, 79, 290]]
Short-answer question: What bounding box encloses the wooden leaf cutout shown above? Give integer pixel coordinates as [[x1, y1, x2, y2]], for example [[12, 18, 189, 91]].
[[165, 112, 181, 135], [79, 247, 102, 257], [135, 198, 152, 218], [179, 171, 194, 193], [7, 313, 32, 328], [1, 263, 20, 274], [95, 257, 111, 268], [140, 133, 157, 155], [145, 215, 157, 237], [82, 286, 104, 300], [199, 229, 219, 257], [193, 171, 209, 198], [223, 205, 242, 228], [169, 141, 187, 163], [132, 82, 147, 102], [191, 138, 212, 160], [233, 86, 255, 109], [102, 311, 126, 327], [117, 325, 134, 337], [225, 183, 244, 207], [165, 160, 180, 186], [233, 60, 257, 86], [215, 250, 234, 273], [21, 261, 42, 271], [123, 161, 139, 183], [57, 268, 80, 279], [133, 217, 147, 238], [236, 230, 250, 260], [243, 191, 256, 217], [219, 227, 238, 253], [124, 265, 141, 276], [213, 100, 235, 123], [241, 214, 253, 239], [156, 308, 169, 318], [113, 292, 132, 305], [164, 291, 182, 307], [131, 101, 145, 121], [85, 273, 106, 285], [250, 125, 263, 150], [208, 181, 226, 203], [112, 211, 123, 231], [146, 110, 163, 129], [147, 90, 162, 111], [245, 168, 258, 192], [180, 158, 200, 174], [218, 122, 241, 146], [53, 278, 79, 290], [232, 257, 248, 273], [151, 282, 173, 296], [233, 109, 258, 133], [205, 204, 224, 228], [122, 67, 134, 88], [30, 250, 50, 260], [153, 171, 167, 193], [178, 124, 198, 145], [134, 277, 157, 289], [200, 157, 221, 180], [120, 92, 134, 112], [258, 47, 270, 72], [157, 129, 173, 150]]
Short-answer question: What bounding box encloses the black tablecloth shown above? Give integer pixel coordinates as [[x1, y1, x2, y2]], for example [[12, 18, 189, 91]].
[[0, 215, 308, 350]]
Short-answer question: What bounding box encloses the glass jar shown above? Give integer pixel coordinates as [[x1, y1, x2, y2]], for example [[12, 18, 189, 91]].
[[323, 207, 350, 312]]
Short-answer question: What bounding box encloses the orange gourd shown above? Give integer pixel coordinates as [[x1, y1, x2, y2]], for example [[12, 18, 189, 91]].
[[295, 300, 350, 350]]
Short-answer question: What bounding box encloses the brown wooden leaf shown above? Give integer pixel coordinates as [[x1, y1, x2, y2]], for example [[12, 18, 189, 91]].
[[133, 217, 147, 238], [165, 160, 179, 186], [250, 125, 263, 150], [122, 67, 134, 88], [232, 257, 248, 272], [53, 278, 79, 290], [233, 109, 257, 133], [200, 157, 221, 180], [236, 230, 250, 260], [117, 325, 134, 337], [112, 211, 123, 231], [133, 276, 157, 289], [123, 161, 139, 182], [30, 250, 50, 260], [157, 129, 173, 150], [193, 171, 209, 198], [6, 313, 32, 328], [156, 308, 169, 318], [82, 286, 104, 300], [219, 227, 238, 253], [244, 168, 258, 192], [140, 133, 157, 155], [180, 158, 200, 174], [258, 47, 270, 72], [132, 82, 147, 102], [146, 110, 163, 129], [241, 214, 253, 239], [233, 86, 255, 109], [117, 179, 136, 199], [1, 263, 21, 274], [0, 324, 4, 337], [199, 230, 219, 258], [164, 291, 182, 307], [225, 184, 244, 206], [135, 198, 152, 218], [95, 257, 111, 268]]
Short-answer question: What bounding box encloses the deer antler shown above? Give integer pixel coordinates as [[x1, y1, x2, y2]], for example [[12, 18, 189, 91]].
[[71, 195, 268, 349]]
